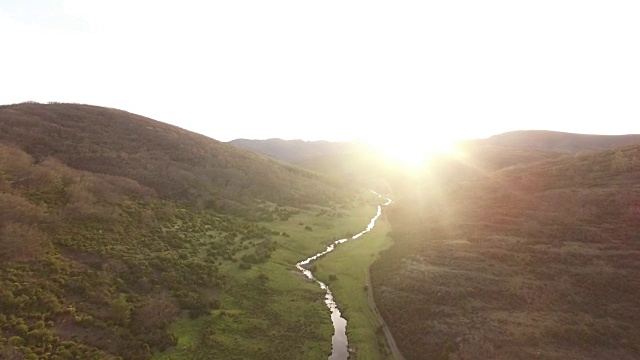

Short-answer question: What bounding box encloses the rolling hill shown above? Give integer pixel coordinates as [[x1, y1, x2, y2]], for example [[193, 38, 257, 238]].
[[228, 131, 640, 192], [229, 137, 571, 193], [0, 102, 351, 216], [370, 143, 640, 359], [5, 102, 640, 359], [0, 102, 357, 360]]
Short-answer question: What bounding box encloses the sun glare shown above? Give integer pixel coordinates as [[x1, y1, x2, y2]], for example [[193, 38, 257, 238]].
[[366, 134, 458, 167]]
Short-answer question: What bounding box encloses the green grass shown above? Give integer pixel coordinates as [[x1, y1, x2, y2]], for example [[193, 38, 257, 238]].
[[153, 192, 391, 359], [313, 213, 395, 360], [154, 316, 209, 359]]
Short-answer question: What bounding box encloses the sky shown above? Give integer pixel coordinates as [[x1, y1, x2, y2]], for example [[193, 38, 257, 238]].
[[1, 0, 639, 146]]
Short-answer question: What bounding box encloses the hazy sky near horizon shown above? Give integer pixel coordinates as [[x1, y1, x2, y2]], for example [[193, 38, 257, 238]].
[[1, 0, 639, 145]]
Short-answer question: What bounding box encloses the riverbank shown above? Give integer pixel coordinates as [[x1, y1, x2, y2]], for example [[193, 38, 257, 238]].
[[154, 191, 387, 359], [312, 210, 398, 360]]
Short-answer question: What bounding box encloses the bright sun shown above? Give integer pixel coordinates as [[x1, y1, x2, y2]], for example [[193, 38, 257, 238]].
[[366, 133, 458, 167]]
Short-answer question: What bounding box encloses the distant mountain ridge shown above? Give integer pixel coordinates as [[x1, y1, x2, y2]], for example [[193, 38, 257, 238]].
[[231, 131, 640, 169], [229, 138, 399, 191], [474, 130, 640, 152], [228, 131, 640, 190], [228, 138, 367, 163]]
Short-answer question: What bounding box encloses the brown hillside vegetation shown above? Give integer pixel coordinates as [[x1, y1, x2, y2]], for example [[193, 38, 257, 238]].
[[371, 145, 640, 360], [0, 102, 349, 215], [0, 141, 287, 359], [0, 103, 358, 359]]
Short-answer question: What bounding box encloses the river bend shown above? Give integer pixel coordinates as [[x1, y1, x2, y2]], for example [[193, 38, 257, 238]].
[[295, 191, 392, 360]]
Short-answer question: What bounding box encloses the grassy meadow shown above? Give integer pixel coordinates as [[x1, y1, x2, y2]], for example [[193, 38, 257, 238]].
[[155, 191, 393, 359], [0, 103, 364, 360], [313, 213, 394, 359]]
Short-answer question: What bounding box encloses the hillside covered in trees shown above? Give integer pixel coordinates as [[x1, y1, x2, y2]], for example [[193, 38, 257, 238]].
[[371, 144, 640, 359], [0, 103, 358, 359], [4, 102, 640, 359], [0, 103, 351, 216], [0, 141, 289, 359]]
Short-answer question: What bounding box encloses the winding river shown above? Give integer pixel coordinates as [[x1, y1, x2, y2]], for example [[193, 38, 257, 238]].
[[295, 191, 392, 360]]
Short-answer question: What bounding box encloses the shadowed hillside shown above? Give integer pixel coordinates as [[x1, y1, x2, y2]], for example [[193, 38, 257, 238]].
[[0, 103, 350, 215], [371, 144, 640, 359]]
